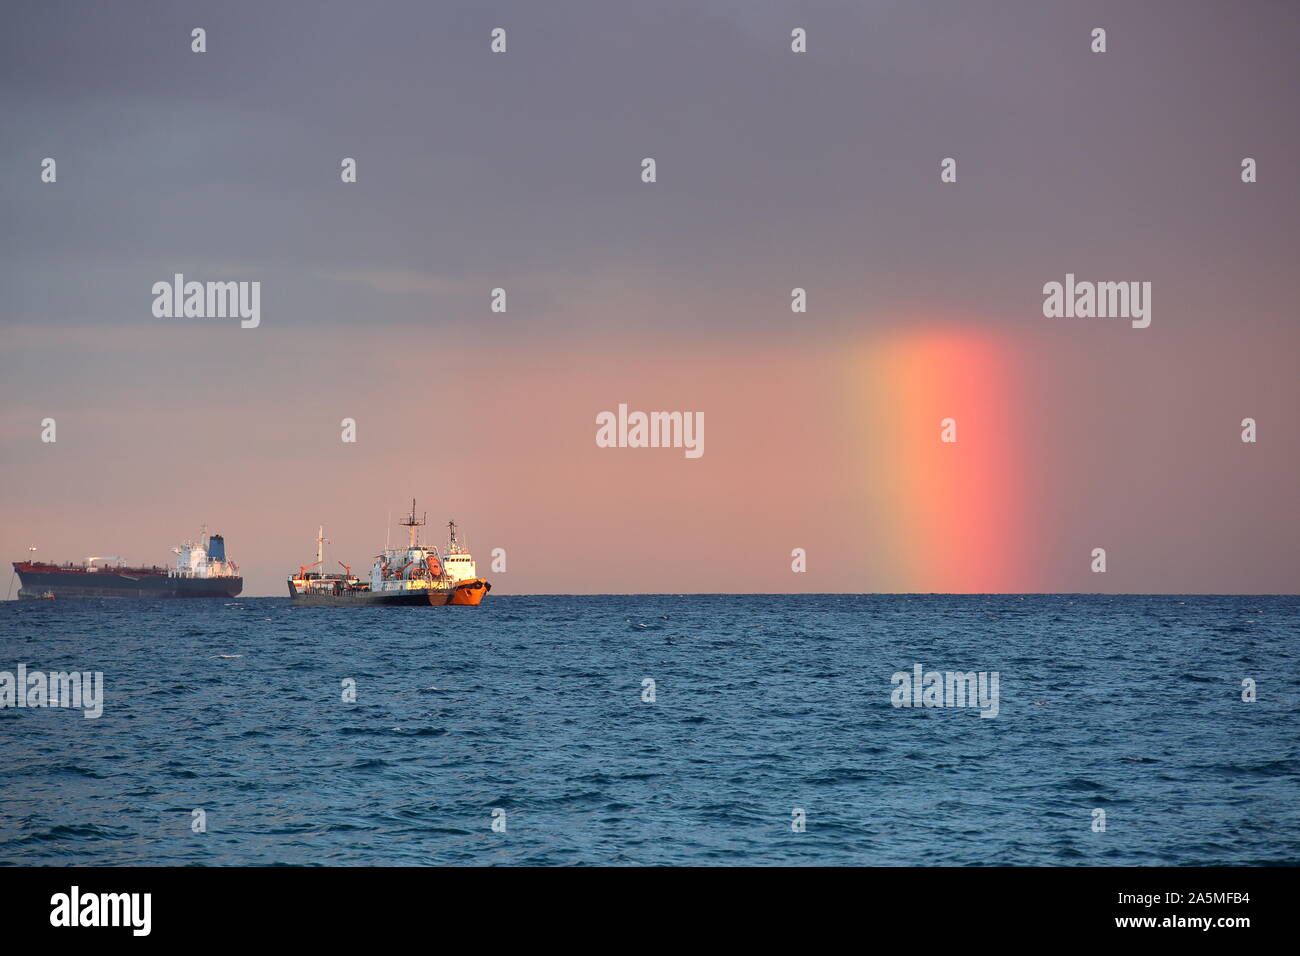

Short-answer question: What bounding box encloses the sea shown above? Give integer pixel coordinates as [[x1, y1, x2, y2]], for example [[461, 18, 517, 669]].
[[1, 594, 1296, 866]]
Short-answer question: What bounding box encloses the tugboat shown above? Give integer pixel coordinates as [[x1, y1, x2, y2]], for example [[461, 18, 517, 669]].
[[440, 520, 490, 606], [287, 501, 491, 607]]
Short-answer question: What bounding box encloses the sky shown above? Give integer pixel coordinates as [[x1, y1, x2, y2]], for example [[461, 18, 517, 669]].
[[1, 0, 1297, 596]]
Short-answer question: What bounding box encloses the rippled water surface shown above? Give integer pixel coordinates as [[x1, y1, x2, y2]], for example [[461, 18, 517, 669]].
[[1, 594, 1296, 865]]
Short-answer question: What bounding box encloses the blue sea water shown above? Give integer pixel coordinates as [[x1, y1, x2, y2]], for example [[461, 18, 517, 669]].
[[0, 594, 1296, 866]]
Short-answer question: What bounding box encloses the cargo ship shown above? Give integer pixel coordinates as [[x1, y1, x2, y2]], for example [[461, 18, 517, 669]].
[[11, 529, 242, 599], [288, 500, 490, 607]]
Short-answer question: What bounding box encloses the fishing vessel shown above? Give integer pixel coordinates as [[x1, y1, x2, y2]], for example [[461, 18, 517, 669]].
[[288, 501, 491, 607], [11, 529, 242, 599]]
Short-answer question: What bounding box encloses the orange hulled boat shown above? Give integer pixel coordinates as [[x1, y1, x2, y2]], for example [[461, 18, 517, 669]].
[[288, 501, 491, 607]]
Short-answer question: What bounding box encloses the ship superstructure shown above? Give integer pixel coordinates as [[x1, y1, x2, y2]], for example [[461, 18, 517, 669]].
[[288, 500, 490, 606], [440, 521, 477, 583], [173, 529, 238, 581]]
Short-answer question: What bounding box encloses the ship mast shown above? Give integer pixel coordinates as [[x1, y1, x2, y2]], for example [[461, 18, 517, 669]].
[[316, 526, 326, 571], [400, 499, 426, 549]]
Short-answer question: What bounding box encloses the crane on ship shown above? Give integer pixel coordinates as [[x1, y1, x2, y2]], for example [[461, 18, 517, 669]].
[[296, 527, 330, 578]]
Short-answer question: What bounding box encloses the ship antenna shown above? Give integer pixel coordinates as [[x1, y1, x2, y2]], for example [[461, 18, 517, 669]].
[[399, 498, 426, 549]]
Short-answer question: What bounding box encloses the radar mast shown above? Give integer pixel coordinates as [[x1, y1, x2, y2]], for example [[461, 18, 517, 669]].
[[400, 499, 426, 549]]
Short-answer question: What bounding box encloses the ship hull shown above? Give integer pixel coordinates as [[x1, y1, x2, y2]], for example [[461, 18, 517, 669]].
[[14, 566, 242, 600], [288, 579, 490, 607], [290, 590, 450, 607], [449, 579, 490, 606]]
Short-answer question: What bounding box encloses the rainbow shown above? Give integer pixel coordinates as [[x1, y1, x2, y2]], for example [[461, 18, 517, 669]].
[[857, 327, 1031, 592]]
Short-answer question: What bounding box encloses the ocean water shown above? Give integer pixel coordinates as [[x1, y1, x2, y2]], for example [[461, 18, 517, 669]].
[[0, 594, 1296, 866]]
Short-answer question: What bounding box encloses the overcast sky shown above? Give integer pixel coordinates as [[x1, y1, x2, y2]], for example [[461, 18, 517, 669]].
[[2, 0, 1297, 595]]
